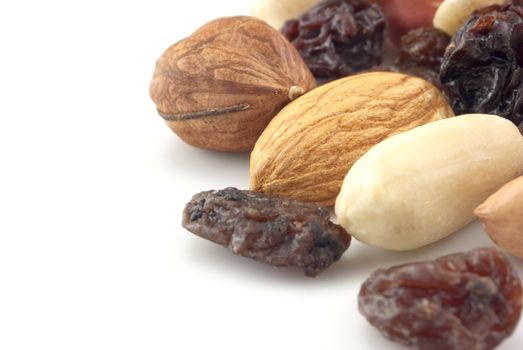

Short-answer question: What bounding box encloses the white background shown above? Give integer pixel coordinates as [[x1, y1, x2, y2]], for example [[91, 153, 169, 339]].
[[0, 1, 522, 349]]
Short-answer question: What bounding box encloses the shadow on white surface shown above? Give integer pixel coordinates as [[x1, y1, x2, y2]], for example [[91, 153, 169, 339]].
[[160, 136, 251, 189], [182, 230, 315, 285], [180, 219, 511, 284], [175, 219, 523, 350]]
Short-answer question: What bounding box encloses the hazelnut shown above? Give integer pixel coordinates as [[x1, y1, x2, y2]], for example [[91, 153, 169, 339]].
[[149, 16, 316, 152]]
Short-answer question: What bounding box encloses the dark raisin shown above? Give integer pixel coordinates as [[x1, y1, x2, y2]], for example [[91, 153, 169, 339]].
[[182, 187, 351, 277], [369, 64, 443, 89], [397, 66, 443, 89], [367, 27, 450, 89], [358, 247, 523, 350], [440, 3, 523, 125], [281, 0, 387, 79], [396, 27, 451, 72]]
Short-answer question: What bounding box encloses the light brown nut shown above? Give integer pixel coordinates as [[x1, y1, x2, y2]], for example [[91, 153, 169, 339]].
[[250, 0, 321, 29], [475, 176, 523, 259], [336, 114, 523, 251], [378, 0, 444, 44], [149, 16, 316, 152], [250, 72, 453, 206], [433, 0, 505, 36]]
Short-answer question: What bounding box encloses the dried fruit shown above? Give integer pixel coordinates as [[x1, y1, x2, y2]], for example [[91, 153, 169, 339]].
[[384, 65, 444, 89], [250, 0, 321, 29], [250, 72, 453, 206], [378, 0, 444, 44], [150, 16, 316, 152], [182, 187, 351, 277], [367, 65, 443, 90], [335, 114, 523, 251], [475, 176, 523, 259], [281, 0, 386, 79], [382, 26, 451, 88], [440, 4, 523, 126], [396, 27, 451, 72], [433, 0, 506, 36], [359, 247, 523, 350]]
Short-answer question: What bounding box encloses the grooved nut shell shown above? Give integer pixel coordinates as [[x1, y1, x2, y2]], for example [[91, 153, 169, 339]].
[[150, 16, 316, 152], [250, 72, 454, 205]]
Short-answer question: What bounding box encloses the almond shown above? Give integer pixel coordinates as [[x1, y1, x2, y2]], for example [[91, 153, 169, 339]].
[[250, 72, 454, 205]]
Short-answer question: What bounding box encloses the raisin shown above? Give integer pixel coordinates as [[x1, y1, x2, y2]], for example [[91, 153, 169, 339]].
[[440, 4, 523, 125], [281, 0, 387, 79], [358, 247, 523, 350], [367, 27, 450, 89], [396, 27, 451, 73], [182, 188, 351, 277], [393, 66, 442, 89], [369, 64, 443, 89]]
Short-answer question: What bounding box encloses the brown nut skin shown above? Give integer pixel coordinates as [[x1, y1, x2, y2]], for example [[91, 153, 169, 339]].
[[149, 16, 316, 152], [377, 0, 444, 44], [475, 176, 523, 259]]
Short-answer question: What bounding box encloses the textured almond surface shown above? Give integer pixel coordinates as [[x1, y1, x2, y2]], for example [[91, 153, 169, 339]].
[[150, 16, 315, 152], [475, 176, 523, 259], [250, 72, 453, 205], [335, 114, 523, 251]]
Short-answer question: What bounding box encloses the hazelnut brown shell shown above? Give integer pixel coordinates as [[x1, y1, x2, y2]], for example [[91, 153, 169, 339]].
[[150, 16, 316, 152]]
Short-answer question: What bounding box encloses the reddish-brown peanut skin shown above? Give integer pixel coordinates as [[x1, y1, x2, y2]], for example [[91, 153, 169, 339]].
[[379, 0, 444, 44], [475, 176, 523, 259], [359, 247, 522, 350]]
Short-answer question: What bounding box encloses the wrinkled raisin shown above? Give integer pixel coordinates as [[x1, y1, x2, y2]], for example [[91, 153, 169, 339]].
[[396, 27, 450, 72], [281, 0, 386, 79], [359, 247, 522, 350], [182, 188, 351, 277], [440, 4, 523, 125], [369, 64, 443, 89], [368, 27, 450, 89]]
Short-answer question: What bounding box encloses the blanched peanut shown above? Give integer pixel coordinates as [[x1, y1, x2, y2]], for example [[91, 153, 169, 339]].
[[335, 114, 523, 251]]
